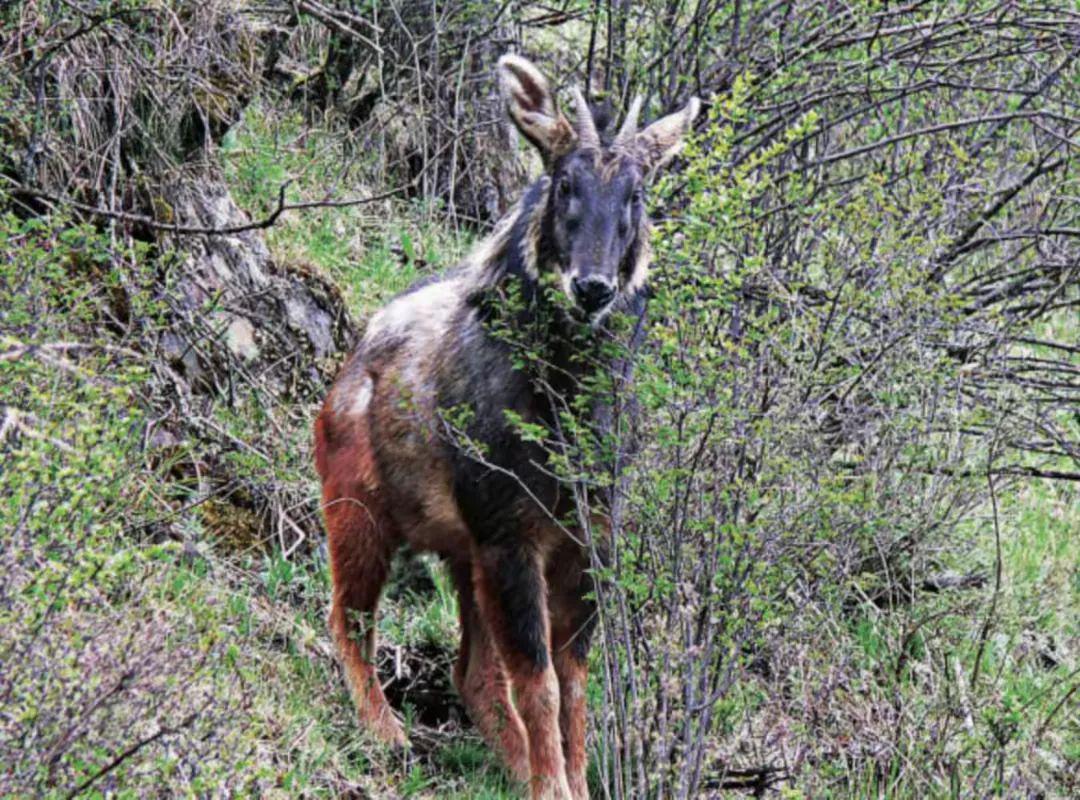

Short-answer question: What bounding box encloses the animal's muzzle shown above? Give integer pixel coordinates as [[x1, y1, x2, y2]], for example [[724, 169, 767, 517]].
[[571, 276, 615, 314]]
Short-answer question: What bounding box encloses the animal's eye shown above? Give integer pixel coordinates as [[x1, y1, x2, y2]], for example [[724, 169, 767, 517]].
[[631, 187, 644, 205], [557, 176, 572, 198]]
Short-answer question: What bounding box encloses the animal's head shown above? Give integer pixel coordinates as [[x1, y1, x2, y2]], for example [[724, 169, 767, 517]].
[[498, 54, 700, 324]]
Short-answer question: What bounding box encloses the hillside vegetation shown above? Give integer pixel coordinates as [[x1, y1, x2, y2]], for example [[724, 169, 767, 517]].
[[1, 2, 1076, 798]]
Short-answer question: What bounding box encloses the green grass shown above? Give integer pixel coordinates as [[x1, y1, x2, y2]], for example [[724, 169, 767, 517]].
[[3, 102, 1075, 799], [5, 206, 1073, 800], [220, 101, 471, 318], [794, 475, 1078, 798]]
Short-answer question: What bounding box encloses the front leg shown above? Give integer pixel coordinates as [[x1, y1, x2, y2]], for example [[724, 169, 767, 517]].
[[549, 546, 598, 800], [449, 559, 529, 783], [552, 644, 589, 800], [473, 542, 572, 800]]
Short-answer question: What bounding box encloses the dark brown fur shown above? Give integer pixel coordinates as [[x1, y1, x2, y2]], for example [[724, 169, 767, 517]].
[[315, 54, 698, 800]]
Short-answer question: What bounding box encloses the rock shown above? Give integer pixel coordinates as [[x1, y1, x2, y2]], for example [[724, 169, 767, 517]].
[[157, 180, 355, 399], [284, 294, 334, 359], [223, 316, 259, 361]]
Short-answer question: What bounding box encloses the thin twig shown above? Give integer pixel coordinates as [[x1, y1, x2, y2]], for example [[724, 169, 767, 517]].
[[7, 179, 409, 236]]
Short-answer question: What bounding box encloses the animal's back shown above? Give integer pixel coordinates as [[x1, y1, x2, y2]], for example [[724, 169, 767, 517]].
[[316, 271, 474, 556]]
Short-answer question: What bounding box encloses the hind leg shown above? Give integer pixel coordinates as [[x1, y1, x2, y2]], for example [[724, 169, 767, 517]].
[[449, 559, 529, 783], [317, 404, 404, 746], [325, 489, 404, 746]]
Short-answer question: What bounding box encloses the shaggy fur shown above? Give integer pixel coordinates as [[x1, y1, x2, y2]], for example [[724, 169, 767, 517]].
[[315, 54, 698, 800]]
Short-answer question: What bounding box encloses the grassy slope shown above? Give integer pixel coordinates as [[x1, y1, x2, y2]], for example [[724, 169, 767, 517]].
[[2, 102, 1075, 798], [219, 105, 520, 797]]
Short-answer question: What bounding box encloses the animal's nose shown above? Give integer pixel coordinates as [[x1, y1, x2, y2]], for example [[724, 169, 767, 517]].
[[571, 276, 616, 314]]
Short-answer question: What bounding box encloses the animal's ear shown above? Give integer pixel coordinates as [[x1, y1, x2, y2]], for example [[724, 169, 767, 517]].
[[634, 97, 701, 176], [498, 54, 575, 162]]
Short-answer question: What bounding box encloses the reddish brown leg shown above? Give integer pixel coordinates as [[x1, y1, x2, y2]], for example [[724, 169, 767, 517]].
[[474, 546, 571, 800], [318, 412, 404, 747], [552, 627, 590, 800], [549, 549, 596, 800], [449, 560, 529, 783]]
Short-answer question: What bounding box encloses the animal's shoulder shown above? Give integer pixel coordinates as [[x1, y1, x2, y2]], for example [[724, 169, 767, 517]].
[[363, 270, 469, 353]]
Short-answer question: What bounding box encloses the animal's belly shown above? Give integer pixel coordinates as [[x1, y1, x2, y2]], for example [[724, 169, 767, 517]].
[[369, 392, 472, 557], [390, 477, 472, 556]]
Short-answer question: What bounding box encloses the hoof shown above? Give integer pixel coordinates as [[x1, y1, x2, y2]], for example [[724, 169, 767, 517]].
[[378, 719, 408, 751], [530, 775, 574, 800], [361, 706, 407, 750]]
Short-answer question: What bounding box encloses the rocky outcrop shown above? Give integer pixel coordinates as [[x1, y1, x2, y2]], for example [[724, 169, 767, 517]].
[[135, 181, 357, 554], [157, 181, 354, 399]]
